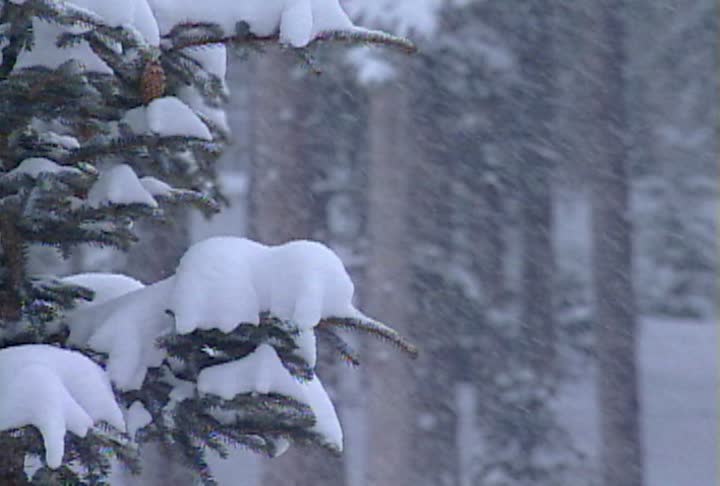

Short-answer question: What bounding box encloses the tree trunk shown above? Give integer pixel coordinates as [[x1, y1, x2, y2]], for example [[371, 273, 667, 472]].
[[405, 53, 461, 486], [363, 74, 414, 486], [516, 0, 556, 373], [250, 49, 344, 486], [587, 2, 644, 485], [248, 50, 318, 246], [473, 168, 505, 304]]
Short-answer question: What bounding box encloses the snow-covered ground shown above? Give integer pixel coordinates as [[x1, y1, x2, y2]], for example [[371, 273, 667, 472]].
[[556, 317, 718, 486]]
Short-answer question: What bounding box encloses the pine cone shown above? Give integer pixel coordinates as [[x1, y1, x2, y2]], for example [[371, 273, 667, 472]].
[[141, 59, 166, 105]]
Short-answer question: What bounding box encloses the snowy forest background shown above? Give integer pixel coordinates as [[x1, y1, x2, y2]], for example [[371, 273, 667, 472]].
[[22, 0, 716, 485]]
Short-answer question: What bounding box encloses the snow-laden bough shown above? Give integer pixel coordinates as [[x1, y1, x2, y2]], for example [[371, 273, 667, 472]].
[[60, 237, 414, 456], [0, 345, 125, 468]]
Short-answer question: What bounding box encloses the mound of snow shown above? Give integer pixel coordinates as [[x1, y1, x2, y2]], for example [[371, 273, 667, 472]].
[[66, 238, 357, 391], [6, 158, 81, 179], [62, 273, 145, 343], [11, 0, 159, 73], [63, 273, 145, 309], [139, 176, 173, 197], [147, 97, 212, 140], [198, 344, 342, 450], [170, 238, 265, 333], [170, 237, 356, 334], [125, 401, 152, 438], [0, 345, 125, 468], [87, 164, 159, 208], [148, 0, 355, 47], [66, 277, 174, 390]]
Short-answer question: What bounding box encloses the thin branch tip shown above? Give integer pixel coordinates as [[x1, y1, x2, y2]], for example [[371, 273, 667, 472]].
[[314, 29, 417, 54], [319, 316, 419, 359], [165, 29, 416, 55]]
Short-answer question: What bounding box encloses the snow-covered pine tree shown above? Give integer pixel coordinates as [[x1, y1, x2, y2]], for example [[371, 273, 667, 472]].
[[0, 0, 416, 484]]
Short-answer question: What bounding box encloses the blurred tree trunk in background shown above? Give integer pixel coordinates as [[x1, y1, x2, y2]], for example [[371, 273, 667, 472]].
[[124, 210, 188, 283], [247, 51, 319, 246], [515, 0, 556, 374], [407, 50, 460, 486], [364, 72, 414, 486], [249, 50, 346, 486], [586, 2, 644, 486], [469, 155, 505, 305], [311, 58, 369, 486]]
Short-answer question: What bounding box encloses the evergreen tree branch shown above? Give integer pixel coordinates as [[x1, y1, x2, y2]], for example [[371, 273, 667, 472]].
[[165, 29, 416, 55], [315, 326, 361, 366], [318, 316, 418, 359], [61, 134, 220, 164]]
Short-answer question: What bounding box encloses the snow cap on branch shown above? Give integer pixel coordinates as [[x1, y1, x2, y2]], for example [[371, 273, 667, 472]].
[[0, 345, 125, 468], [5, 158, 81, 179], [148, 0, 355, 47], [65, 237, 357, 390], [198, 344, 343, 450], [66, 277, 174, 390], [170, 237, 357, 334], [87, 164, 159, 208], [10, 0, 160, 73]]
